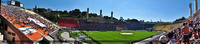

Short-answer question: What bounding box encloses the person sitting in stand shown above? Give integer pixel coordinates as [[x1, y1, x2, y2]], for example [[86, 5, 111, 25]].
[[29, 31, 32, 35]]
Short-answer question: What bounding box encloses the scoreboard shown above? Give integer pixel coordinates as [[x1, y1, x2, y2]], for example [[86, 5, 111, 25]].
[[9, 1, 24, 8]]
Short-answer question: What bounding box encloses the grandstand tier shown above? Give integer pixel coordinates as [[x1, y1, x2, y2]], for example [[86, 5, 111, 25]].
[[0, 5, 62, 43]]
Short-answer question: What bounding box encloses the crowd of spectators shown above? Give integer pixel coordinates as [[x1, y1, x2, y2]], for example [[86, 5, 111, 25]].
[[1, 5, 60, 35], [156, 16, 200, 44]]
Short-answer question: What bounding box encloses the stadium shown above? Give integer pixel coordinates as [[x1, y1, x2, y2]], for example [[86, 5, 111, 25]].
[[0, 1, 159, 44], [0, 0, 199, 44]]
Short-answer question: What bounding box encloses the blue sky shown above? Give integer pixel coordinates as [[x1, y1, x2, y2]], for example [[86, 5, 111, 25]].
[[4, 0, 200, 22]]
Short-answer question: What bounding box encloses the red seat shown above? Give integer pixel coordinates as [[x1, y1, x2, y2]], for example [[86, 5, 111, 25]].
[[58, 18, 79, 28]]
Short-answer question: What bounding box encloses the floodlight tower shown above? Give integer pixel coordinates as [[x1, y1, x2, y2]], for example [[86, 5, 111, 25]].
[[86, 8, 89, 19], [111, 11, 113, 20], [100, 9, 103, 17], [189, 2, 193, 17], [0, 0, 1, 13], [195, 0, 198, 11]]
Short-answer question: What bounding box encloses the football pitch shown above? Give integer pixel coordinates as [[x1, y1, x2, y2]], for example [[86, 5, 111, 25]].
[[84, 31, 159, 44]]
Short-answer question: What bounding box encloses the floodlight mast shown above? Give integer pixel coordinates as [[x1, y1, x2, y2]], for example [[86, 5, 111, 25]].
[[189, 2, 193, 20], [195, 0, 198, 11], [0, 0, 1, 15]]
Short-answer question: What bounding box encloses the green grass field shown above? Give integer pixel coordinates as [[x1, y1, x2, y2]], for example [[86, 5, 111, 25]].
[[84, 31, 159, 44]]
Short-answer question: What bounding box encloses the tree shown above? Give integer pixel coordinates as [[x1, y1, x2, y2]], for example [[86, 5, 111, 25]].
[[69, 9, 81, 16], [47, 8, 52, 13], [32, 8, 123, 23], [63, 10, 68, 14], [103, 16, 109, 19], [173, 17, 186, 23], [81, 11, 87, 18], [89, 13, 98, 17], [119, 17, 124, 21], [125, 18, 139, 23]]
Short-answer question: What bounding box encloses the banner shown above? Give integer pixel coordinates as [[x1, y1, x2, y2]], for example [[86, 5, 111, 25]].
[[27, 17, 46, 27]]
